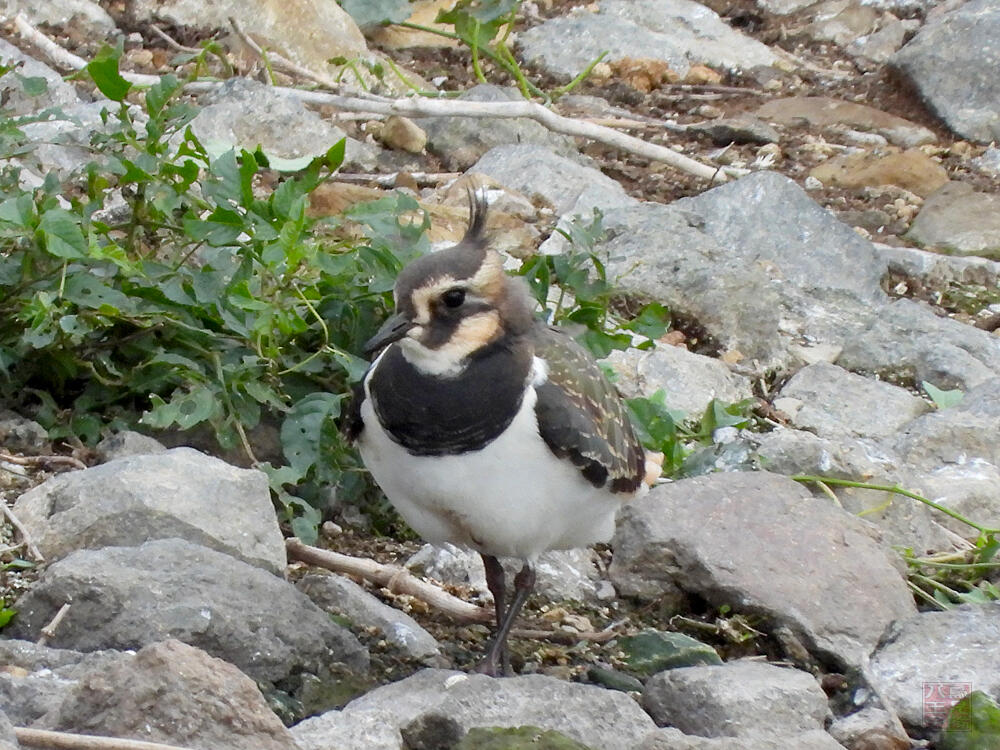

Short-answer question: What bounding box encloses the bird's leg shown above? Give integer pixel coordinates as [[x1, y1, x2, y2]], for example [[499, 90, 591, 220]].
[[474, 562, 536, 677], [476, 554, 511, 676]]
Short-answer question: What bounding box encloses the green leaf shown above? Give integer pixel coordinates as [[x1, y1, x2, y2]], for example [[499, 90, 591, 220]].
[[0, 605, 15, 629], [282, 393, 343, 475], [86, 44, 132, 102], [144, 74, 182, 119], [62, 273, 134, 313], [339, 0, 411, 29], [923, 381, 964, 409], [0, 193, 36, 227], [625, 302, 670, 340], [37, 208, 86, 258], [940, 691, 1000, 750]]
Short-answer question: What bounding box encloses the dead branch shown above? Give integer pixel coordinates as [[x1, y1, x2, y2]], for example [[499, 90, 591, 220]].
[[511, 627, 618, 644], [1, 503, 44, 561], [15, 728, 194, 750], [0, 450, 87, 472], [286, 537, 492, 623], [38, 602, 71, 646], [15, 14, 731, 181], [148, 25, 198, 54]]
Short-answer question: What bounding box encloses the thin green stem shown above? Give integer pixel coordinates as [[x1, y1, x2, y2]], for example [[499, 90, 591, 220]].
[[551, 51, 609, 100], [907, 580, 948, 610], [791, 475, 1000, 535]]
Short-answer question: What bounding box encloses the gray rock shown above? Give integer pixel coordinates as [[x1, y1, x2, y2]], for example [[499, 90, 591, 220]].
[[837, 298, 1000, 391], [189, 77, 378, 170], [973, 145, 1000, 178], [0, 39, 81, 117], [875, 243, 1000, 290], [642, 661, 828, 737], [905, 460, 1000, 538], [406, 543, 608, 604], [12, 447, 286, 573], [601, 171, 886, 371], [420, 85, 580, 171], [869, 603, 1000, 734], [890, 0, 1000, 144], [827, 707, 910, 750], [905, 181, 1000, 260], [639, 727, 844, 749], [688, 117, 780, 145], [0, 640, 124, 726], [291, 669, 656, 750], [7, 538, 369, 683], [802, 0, 881, 48], [751, 427, 951, 553], [517, 0, 777, 80], [778, 362, 930, 440], [16, 101, 119, 180], [95, 430, 168, 461], [127, 0, 368, 82], [298, 573, 445, 665], [846, 16, 913, 63], [470, 145, 631, 215], [609, 472, 916, 668], [37, 640, 299, 750], [894, 379, 1000, 471], [0, 712, 15, 750], [0, 410, 49, 453], [605, 345, 753, 418]]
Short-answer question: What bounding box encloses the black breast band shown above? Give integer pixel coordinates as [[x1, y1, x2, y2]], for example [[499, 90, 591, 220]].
[[369, 341, 532, 456]]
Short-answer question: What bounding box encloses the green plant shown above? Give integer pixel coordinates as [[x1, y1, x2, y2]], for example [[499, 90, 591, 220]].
[[940, 691, 1000, 750], [0, 601, 15, 629], [0, 48, 431, 540], [922, 380, 963, 409]]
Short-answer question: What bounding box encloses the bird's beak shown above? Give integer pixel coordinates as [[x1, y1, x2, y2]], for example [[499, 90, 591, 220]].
[[363, 313, 414, 356]]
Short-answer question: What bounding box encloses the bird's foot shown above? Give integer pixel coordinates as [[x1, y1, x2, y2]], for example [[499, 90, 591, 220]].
[[472, 648, 512, 677]]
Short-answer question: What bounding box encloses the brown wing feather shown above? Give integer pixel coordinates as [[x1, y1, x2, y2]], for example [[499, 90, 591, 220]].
[[531, 325, 645, 494]]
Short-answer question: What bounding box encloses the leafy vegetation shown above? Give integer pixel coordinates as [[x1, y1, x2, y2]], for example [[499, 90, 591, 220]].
[[0, 50, 430, 540], [940, 691, 1000, 750]]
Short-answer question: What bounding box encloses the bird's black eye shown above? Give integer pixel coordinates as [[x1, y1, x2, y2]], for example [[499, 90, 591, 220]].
[[441, 288, 466, 308]]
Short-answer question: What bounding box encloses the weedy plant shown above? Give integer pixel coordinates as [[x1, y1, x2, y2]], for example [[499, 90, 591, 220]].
[[0, 48, 428, 540]]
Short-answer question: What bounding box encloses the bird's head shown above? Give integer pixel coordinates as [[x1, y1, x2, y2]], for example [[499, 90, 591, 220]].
[[363, 192, 535, 376]]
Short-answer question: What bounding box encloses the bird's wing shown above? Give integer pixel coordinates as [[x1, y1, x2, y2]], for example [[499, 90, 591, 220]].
[[531, 325, 646, 494]]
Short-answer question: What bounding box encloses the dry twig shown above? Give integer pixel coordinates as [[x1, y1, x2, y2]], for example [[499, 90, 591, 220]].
[[0, 450, 86, 472], [15, 728, 193, 750], [287, 537, 492, 623], [37, 602, 72, 646], [14, 14, 730, 181], [1, 503, 44, 561]]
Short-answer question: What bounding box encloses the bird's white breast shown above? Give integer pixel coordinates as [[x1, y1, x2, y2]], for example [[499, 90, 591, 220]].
[[358, 365, 628, 561]]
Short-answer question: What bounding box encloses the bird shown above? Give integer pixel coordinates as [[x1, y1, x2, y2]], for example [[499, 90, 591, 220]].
[[344, 190, 659, 676]]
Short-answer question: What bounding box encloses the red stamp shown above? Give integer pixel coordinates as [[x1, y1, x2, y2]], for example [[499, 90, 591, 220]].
[[923, 682, 972, 729]]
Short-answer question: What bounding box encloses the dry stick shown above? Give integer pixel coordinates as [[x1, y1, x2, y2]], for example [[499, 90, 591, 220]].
[[37, 602, 71, 646], [148, 24, 199, 54], [287, 539, 616, 642], [0, 450, 87, 471], [15, 728, 194, 750], [1, 504, 44, 561], [287, 537, 492, 623], [14, 14, 730, 182]]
